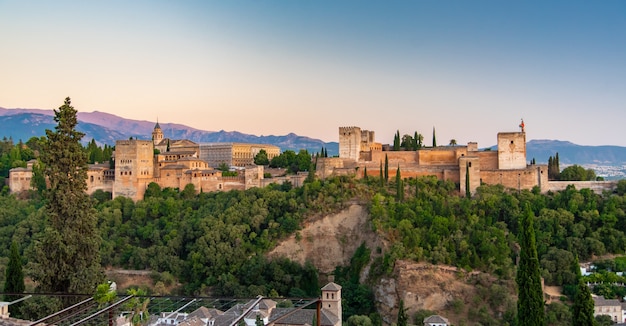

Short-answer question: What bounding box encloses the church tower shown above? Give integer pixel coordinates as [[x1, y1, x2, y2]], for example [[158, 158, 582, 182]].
[[152, 121, 164, 146], [321, 282, 342, 324]]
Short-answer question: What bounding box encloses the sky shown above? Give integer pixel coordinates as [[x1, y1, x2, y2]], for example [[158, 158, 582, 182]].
[[1, 1, 625, 147]]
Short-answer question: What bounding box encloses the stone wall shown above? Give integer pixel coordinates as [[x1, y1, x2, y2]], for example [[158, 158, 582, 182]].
[[479, 165, 548, 192], [547, 181, 618, 194], [478, 151, 499, 170]]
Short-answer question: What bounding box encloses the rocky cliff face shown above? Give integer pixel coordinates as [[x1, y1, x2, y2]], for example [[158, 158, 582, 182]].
[[268, 203, 517, 326]]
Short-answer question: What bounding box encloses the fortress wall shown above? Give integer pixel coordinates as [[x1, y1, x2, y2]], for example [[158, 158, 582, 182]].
[[371, 151, 418, 165], [361, 164, 460, 183], [479, 166, 544, 192], [459, 157, 481, 195], [417, 148, 464, 165], [478, 151, 499, 170], [547, 181, 618, 194]]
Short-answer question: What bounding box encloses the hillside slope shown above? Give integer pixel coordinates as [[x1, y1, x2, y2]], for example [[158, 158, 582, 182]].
[[269, 203, 517, 325]]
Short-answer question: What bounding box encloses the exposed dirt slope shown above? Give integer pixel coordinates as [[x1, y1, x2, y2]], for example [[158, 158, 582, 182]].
[[268, 203, 382, 274]]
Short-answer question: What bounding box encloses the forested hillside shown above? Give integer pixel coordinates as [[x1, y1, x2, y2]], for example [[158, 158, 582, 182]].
[[2, 168, 626, 324]]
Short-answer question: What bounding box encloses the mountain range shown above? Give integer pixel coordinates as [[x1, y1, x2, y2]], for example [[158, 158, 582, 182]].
[[2, 107, 626, 166], [0, 107, 338, 155]]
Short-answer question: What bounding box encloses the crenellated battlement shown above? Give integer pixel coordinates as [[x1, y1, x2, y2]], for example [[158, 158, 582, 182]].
[[339, 126, 360, 134]]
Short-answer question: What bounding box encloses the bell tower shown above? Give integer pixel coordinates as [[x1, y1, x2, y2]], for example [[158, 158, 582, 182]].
[[152, 121, 164, 146], [321, 282, 342, 323]]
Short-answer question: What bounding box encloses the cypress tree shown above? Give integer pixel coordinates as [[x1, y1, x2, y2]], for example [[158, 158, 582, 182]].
[[396, 166, 403, 201], [384, 154, 389, 183], [397, 299, 408, 326], [379, 161, 384, 187], [393, 131, 400, 151], [4, 241, 25, 313], [413, 131, 418, 150], [363, 166, 368, 181], [572, 256, 595, 326], [516, 204, 545, 326], [432, 127, 437, 147], [30, 98, 103, 299]]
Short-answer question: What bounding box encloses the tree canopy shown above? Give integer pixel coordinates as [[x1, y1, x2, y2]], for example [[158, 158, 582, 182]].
[[29, 97, 103, 297]]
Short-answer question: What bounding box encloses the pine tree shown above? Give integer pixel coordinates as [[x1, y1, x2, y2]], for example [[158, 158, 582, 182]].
[[4, 241, 25, 316], [572, 256, 595, 326], [432, 127, 437, 147], [397, 299, 408, 326], [516, 204, 545, 326], [30, 98, 103, 298], [384, 154, 389, 183]]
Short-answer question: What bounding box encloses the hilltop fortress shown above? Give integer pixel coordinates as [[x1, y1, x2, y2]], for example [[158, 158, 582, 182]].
[[8, 123, 301, 201], [8, 122, 616, 200], [317, 124, 548, 195]]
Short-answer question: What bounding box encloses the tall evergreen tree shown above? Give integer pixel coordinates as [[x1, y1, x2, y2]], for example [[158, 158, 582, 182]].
[[4, 241, 25, 315], [396, 166, 403, 201], [384, 154, 389, 183], [30, 98, 103, 298], [572, 256, 595, 326], [397, 299, 408, 326], [379, 161, 384, 187], [363, 166, 368, 181], [432, 127, 437, 147], [413, 131, 419, 150], [516, 204, 545, 326], [393, 131, 400, 151]]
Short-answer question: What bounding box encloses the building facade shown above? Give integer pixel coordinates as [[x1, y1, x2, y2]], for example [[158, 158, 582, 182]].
[[199, 143, 280, 168], [323, 124, 549, 195]]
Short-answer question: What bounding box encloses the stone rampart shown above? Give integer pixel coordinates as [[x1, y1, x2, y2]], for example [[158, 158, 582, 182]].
[[547, 181, 618, 194]]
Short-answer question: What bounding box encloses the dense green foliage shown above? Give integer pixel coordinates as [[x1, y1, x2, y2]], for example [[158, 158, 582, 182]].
[[4, 241, 25, 316], [269, 149, 312, 173], [560, 164, 598, 181], [98, 176, 359, 294], [548, 153, 560, 180], [334, 243, 377, 322], [253, 149, 269, 165], [30, 98, 103, 296], [572, 256, 595, 326], [516, 204, 545, 326]]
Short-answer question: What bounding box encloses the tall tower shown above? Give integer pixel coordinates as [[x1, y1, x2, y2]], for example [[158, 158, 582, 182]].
[[152, 121, 164, 146], [321, 282, 342, 324], [497, 131, 527, 170], [339, 127, 362, 161]]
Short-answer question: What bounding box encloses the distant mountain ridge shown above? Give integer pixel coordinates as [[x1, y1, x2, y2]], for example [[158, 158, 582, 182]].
[[526, 139, 626, 165], [0, 107, 339, 155], [3, 107, 626, 165]]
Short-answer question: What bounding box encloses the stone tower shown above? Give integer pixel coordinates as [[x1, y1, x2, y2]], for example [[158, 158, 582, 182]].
[[152, 121, 164, 146], [321, 282, 342, 323], [497, 131, 527, 170], [113, 139, 154, 200], [339, 127, 361, 161]]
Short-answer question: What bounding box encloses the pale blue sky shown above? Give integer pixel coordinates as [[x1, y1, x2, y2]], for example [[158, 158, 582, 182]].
[[1, 1, 625, 146]]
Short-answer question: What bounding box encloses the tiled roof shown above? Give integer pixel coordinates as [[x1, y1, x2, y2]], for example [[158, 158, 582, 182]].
[[269, 308, 338, 326], [424, 314, 449, 324], [321, 282, 342, 291]]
